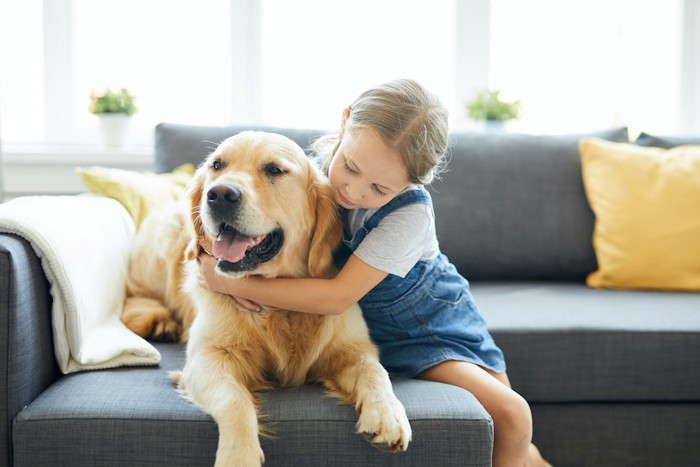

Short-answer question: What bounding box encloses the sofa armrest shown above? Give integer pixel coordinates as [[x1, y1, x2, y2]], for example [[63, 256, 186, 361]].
[[0, 233, 61, 465]]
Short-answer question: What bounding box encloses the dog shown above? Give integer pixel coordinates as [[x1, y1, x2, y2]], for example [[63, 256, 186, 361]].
[[121, 131, 411, 466]]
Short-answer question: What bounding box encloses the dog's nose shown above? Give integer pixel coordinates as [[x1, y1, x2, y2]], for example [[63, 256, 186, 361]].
[[207, 183, 242, 206]]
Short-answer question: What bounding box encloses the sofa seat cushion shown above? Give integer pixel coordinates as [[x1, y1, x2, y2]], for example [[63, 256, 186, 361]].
[[13, 343, 492, 467], [472, 282, 700, 403]]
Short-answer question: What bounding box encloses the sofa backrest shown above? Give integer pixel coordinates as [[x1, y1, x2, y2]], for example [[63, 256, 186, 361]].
[[154, 123, 628, 282], [154, 122, 328, 173], [634, 132, 700, 148], [431, 128, 628, 281]]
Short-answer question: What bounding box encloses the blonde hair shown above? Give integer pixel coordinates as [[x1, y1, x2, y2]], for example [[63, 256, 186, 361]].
[[314, 79, 449, 185]]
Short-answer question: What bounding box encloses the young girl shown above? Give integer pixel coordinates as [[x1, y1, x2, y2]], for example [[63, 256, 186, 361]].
[[197, 79, 548, 467]]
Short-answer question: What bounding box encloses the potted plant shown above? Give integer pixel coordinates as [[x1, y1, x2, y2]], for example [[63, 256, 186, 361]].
[[89, 88, 138, 148], [465, 89, 520, 129]]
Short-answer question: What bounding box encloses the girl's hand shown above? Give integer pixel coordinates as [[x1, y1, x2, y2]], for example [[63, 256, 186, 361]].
[[196, 250, 222, 291], [196, 251, 263, 313], [232, 297, 263, 313]]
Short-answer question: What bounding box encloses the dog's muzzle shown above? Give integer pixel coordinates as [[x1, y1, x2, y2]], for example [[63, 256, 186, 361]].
[[206, 182, 284, 273]]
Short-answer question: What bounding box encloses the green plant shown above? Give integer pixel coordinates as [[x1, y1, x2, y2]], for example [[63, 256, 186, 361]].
[[465, 89, 520, 122], [89, 88, 137, 115]]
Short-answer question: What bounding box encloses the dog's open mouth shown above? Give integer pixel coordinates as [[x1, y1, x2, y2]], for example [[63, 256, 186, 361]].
[[212, 223, 284, 273]]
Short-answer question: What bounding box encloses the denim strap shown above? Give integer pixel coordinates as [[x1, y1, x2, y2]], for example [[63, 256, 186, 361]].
[[364, 189, 432, 230]]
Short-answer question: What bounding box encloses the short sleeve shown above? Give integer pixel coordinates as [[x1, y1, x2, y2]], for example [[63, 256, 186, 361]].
[[353, 203, 433, 277]]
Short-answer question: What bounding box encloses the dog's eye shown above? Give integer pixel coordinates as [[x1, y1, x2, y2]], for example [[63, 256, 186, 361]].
[[264, 164, 285, 176], [212, 160, 223, 171]]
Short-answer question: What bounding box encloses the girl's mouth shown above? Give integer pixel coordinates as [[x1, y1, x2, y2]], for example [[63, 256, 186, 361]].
[[337, 191, 356, 207]]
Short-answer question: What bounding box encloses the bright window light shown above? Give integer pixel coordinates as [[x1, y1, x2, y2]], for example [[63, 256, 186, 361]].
[[489, 0, 682, 135], [73, 0, 232, 131], [0, 0, 44, 141], [259, 0, 455, 129], [0, 0, 691, 145]]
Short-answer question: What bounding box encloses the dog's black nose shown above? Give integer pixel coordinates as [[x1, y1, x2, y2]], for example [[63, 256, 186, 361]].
[[207, 183, 242, 206]]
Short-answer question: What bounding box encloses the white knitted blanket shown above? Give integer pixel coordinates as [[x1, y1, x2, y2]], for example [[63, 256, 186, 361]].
[[0, 196, 161, 373]]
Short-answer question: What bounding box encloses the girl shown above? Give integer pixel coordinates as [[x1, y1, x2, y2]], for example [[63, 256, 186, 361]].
[[197, 79, 548, 467]]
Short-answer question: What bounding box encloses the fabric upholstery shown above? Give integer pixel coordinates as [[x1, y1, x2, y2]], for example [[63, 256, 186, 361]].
[[430, 127, 629, 281], [154, 122, 328, 173], [13, 343, 493, 467], [472, 282, 700, 402], [580, 139, 700, 291], [531, 403, 700, 467], [634, 131, 700, 148], [0, 235, 60, 466]]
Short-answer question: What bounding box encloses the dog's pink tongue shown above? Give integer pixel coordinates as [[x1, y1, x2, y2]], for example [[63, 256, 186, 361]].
[[212, 230, 257, 263]]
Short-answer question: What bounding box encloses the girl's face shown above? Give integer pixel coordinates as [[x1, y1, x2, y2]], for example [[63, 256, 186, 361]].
[[328, 128, 410, 210]]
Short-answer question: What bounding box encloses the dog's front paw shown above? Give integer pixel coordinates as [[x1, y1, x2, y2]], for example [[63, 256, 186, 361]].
[[356, 397, 412, 453], [214, 443, 264, 467]]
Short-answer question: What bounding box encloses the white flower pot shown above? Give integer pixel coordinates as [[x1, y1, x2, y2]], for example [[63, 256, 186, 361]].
[[98, 114, 132, 148], [483, 120, 507, 132]]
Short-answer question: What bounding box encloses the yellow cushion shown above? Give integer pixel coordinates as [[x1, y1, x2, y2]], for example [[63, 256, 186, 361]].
[[580, 138, 700, 291], [75, 163, 195, 229]]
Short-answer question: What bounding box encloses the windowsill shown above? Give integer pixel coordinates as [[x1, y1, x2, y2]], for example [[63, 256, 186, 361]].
[[1, 142, 156, 200], [3, 142, 154, 166]]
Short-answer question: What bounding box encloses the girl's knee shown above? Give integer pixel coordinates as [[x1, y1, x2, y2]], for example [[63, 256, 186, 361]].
[[494, 391, 533, 443]]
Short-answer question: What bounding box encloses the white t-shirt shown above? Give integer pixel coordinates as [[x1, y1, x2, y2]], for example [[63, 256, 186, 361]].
[[345, 186, 440, 278]]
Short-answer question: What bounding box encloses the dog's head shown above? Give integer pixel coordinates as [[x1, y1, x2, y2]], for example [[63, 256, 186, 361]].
[[184, 131, 341, 279]]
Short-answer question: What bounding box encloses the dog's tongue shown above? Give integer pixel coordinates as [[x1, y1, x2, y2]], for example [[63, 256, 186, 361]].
[[212, 230, 261, 263]]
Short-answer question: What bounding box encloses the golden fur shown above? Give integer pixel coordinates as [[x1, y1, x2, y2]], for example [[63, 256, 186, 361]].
[[121, 131, 410, 466]]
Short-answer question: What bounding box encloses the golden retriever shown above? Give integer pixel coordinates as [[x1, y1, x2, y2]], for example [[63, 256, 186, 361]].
[[122, 131, 411, 466]]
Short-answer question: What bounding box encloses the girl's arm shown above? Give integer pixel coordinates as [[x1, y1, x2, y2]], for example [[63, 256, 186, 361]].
[[197, 251, 387, 315]]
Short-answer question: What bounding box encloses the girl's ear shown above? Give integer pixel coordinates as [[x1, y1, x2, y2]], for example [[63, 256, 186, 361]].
[[307, 171, 342, 278], [183, 164, 207, 262]]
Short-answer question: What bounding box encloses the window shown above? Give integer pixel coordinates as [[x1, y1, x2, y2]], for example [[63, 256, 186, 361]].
[[0, 0, 455, 146], [0, 0, 696, 148], [72, 0, 232, 136], [0, 0, 44, 142], [489, 0, 684, 135], [258, 0, 455, 129], [2, 0, 233, 146]]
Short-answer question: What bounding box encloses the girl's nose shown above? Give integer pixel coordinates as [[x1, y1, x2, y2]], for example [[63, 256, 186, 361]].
[[346, 184, 361, 202]]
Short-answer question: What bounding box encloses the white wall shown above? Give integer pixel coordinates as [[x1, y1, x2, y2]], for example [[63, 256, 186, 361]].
[[3, 146, 152, 200], [681, 0, 700, 133]]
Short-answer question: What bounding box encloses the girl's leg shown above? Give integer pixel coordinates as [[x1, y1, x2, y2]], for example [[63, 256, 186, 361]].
[[417, 360, 546, 467], [483, 368, 548, 466]]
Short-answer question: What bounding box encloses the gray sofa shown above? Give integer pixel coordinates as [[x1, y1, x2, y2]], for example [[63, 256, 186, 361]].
[[2, 123, 699, 467]]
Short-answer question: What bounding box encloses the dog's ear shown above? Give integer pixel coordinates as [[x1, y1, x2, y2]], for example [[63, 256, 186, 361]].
[[183, 164, 207, 262], [307, 171, 342, 278]]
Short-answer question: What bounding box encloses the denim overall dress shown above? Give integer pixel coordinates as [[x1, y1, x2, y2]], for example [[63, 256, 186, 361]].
[[336, 189, 506, 378]]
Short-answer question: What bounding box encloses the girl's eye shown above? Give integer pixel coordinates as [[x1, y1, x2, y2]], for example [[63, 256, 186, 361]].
[[372, 185, 387, 196], [212, 160, 223, 171], [343, 161, 359, 175]]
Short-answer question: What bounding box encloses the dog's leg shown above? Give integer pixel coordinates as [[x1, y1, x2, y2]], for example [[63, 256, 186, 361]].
[[180, 357, 264, 467], [121, 296, 182, 341], [322, 349, 412, 453]]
